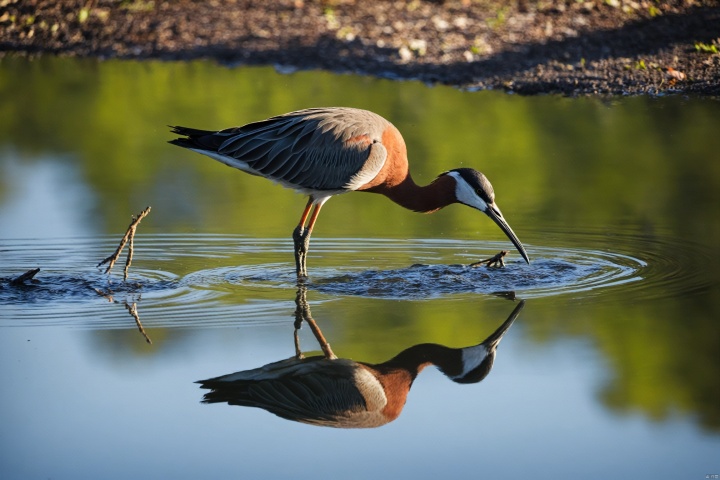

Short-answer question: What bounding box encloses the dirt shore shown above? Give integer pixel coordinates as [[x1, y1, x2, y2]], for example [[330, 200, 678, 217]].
[[1, 0, 719, 96]]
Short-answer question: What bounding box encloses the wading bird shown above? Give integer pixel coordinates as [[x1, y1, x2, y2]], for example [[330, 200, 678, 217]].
[[169, 107, 530, 278], [197, 288, 524, 428]]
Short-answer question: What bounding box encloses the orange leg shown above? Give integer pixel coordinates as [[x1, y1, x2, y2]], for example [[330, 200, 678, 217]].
[[297, 198, 314, 230], [293, 198, 324, 279], [305, 202, 324, 236], [293, 286, 336, 359], [305, 313, 336, 360]]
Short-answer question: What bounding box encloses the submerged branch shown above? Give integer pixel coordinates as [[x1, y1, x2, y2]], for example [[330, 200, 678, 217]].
[[93, 287, 115, 303], [470, 250, 509, 268], [10, 268, 41, 285]]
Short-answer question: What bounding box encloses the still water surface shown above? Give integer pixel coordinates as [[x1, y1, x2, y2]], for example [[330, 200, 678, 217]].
[[1, 57, 719, 479]]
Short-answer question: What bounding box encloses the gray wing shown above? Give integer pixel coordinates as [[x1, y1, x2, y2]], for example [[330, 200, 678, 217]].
[[173, 107, 390, 192]]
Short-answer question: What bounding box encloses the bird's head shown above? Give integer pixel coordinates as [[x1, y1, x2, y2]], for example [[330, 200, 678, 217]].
[[443, 168, 530, 264], [446, 300, 524, 384]]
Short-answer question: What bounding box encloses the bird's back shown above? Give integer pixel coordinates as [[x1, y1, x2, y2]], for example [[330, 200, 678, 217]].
[[170, 107, 394, 194]]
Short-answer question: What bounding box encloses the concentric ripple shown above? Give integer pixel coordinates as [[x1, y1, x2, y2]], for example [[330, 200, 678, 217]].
[[312, 248, 641, 299], [191, 241, 649, 300], [0, 232, 712, 328]]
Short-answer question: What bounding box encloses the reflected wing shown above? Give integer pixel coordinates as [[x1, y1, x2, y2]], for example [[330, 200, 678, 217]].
[[198, 358, 375, 426], [170, 107, 389, 192]]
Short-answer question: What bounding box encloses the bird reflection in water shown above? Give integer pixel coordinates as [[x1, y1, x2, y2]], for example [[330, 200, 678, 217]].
[[197, 287, 524, 428]]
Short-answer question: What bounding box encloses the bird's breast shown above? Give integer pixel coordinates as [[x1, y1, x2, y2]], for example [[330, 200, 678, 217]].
[[357, 124, 409, 192], [352, 367, 388, 412]]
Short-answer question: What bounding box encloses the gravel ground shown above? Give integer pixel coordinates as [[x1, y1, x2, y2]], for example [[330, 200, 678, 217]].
[[1, 0, 719, 95]]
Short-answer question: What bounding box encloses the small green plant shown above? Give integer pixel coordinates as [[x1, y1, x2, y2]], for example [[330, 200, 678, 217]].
[[486, 8, 507, 30], [323, 7, 339, 29], [635, 59, 647, 70], [406, 0, 421, 13], [119, 1, 155, 12], [335, 26, 355, 41], [469, 37, 491, 56], [694, 42, 718, 54], [78, 8, 90, 23]]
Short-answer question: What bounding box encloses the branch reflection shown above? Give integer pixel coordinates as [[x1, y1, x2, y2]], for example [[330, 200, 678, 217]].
[[197, 287, 524, 428]]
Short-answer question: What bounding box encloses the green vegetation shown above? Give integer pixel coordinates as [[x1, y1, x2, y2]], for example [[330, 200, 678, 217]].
[[694, 41, 719, 54], [119, 0, 156, 11], [485, 6, 507, 30], [78, 8, 90, 23]]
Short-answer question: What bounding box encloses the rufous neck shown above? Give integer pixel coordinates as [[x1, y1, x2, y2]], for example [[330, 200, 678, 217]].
[[378, 343, 463, 378], [378, 174, 457, 213]]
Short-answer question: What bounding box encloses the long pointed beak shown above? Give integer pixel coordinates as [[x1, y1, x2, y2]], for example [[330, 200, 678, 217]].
[[449, 300, 525, 384], [485, 203, 530, 264], [482, 300, 525, 350]]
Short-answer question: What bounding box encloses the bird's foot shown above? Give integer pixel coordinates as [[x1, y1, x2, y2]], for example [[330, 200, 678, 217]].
[[293, 226, 312, 279], [470, 250, 509, 268]]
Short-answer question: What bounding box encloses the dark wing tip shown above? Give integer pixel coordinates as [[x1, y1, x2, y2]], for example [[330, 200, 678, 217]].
[[168, 125, 214, 137], [168, 137, 193, 148], [168, 126, 221, 150]]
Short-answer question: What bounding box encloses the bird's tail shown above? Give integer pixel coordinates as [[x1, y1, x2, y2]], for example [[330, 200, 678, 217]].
[[168, 125, 219, 150], [196, 379, 252, 405], [169, 125, 214, 137]]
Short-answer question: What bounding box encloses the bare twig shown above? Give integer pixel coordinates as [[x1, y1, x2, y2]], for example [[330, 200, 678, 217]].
[[125, 301, 152, 344], [123, 229, 135, 281], [93, 287, 115, 303], [97, 206, 151, 280], [10, 268, 41, 285], [470, 250, 509, 268]]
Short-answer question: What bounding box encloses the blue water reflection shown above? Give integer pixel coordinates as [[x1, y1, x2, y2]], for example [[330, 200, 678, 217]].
[[2, 307, 718, 479]]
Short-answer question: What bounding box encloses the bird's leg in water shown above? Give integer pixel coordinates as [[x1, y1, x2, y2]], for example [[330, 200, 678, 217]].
[[293, 289, 305, 359], [294, 286, 337, 360], [293, 225, 311, 278], [293, 199, 315, 278], [293, 199, 324, 279], [293, 328, 304, 359]]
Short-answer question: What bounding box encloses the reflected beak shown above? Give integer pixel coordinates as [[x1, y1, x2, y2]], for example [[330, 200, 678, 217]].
[[485, 203, 530, 264], [483, 300, 525, 349]]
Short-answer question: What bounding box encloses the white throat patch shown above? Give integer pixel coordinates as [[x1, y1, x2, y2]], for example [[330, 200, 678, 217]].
[[451, 344, 490, 380], [447, 171, 489, 212]]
